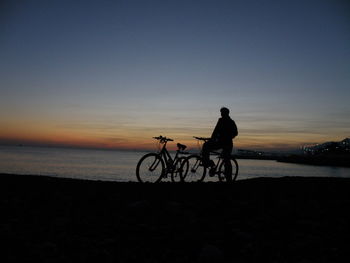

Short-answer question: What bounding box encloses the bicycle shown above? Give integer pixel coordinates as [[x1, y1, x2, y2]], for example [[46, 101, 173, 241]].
[[180, 136, 239, 182], [136, 136, 189, 183]]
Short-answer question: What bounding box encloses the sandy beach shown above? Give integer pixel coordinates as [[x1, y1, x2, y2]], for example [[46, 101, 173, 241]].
[[1, 174, 350, 262]]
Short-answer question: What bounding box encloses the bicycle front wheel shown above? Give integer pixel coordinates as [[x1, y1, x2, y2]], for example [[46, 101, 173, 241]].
[[181, 155, 206, 182], [136, 153, 165, 183], [218, 157, 239, 182]]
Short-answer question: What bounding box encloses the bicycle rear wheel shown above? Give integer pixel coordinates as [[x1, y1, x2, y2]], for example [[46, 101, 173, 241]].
[[181, 155, 206, 182], [171, 157, 188, 182], [136, 153, 164, 183], [218, 157, 239, 182]]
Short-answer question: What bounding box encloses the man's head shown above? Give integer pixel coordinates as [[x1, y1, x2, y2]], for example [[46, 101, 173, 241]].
[[220, 107, 230, 117]]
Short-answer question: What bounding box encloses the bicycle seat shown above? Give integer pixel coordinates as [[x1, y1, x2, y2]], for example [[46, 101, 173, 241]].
[[177, 143, 187, 151]]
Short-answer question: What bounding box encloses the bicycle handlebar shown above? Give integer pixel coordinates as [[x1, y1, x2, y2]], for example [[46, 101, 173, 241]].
[[153, 135, 174, 142], [193, 136, 210, 141]]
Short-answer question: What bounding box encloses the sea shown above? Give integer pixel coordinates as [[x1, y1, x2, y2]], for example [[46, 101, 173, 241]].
[[0, 146, 349, 182]]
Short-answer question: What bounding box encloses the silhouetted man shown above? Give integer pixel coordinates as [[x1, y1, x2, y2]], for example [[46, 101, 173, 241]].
[[202, 107, 238, 169]]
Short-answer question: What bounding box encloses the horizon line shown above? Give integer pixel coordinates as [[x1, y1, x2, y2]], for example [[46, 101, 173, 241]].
[[0, 141, 303, 153]]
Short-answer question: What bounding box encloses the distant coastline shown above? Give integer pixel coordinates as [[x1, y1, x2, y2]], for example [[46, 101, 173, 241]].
[[277, 154, 350, 168], [236, 154, 350, 168], [235, 155, 278, 160], [277, 138, 350, 168]]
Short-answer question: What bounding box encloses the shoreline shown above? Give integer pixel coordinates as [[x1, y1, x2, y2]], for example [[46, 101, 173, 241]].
[[1, 174, 350, 262], [1, 171, 350, 182]]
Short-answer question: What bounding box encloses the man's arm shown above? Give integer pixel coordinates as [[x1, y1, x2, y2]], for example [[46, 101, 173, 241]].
[[211, 118, 222, 140], [232, 119, 238, 138]]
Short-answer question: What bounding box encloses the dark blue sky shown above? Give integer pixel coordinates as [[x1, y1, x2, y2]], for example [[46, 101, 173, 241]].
[[1, 0, 349, 150]]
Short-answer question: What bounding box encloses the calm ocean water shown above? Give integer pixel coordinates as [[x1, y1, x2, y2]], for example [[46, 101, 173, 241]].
[[0, 146, 349, 182]]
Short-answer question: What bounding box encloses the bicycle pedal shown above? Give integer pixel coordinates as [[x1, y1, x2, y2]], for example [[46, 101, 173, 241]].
[[209, 169, 216, 177]]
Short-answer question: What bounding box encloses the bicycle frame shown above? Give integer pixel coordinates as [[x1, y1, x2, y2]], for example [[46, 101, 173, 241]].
[[136, 136, 189, 183], [210, 152, 225, 171], [157, 142, 183, 174], [192, 136, 236, 180]]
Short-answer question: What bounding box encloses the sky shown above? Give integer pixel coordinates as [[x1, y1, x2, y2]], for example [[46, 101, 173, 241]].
[[0, 0, 349, 151]]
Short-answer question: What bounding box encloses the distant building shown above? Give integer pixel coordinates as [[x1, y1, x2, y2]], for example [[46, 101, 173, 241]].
[[341, 138, 350, 148], [303, 138, 350, 155]]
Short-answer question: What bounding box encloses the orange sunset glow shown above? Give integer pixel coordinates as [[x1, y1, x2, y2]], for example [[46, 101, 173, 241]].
[[1, 114, 347, 152]]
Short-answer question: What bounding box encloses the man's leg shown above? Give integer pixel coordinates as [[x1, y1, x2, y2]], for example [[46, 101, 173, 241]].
[[222, 144, 233, 181], [221, 144, 233, 159], [202, 140, 220, 167]]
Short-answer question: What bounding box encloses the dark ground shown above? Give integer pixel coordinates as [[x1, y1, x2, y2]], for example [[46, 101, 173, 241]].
[[1, 174, 350, 263]]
